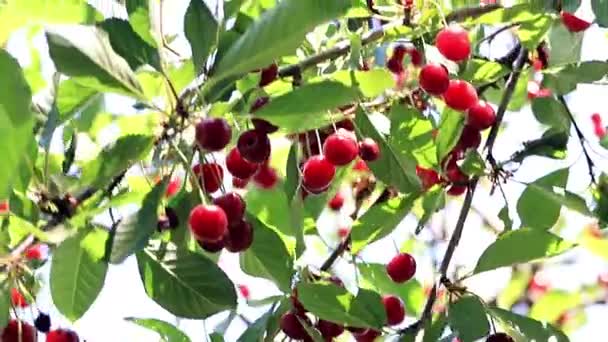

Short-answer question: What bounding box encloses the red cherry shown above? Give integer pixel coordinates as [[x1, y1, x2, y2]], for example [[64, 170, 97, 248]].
[[358, 138, 380, 162], [408, 47, 423, 66], [386, 253, 416, 283], [328, 193, 344, 211], [592, 113, 603, 124], [353, 159, 369, 172], [226, 147, 259, 180], [11, 288, 27, 308], [336, 119, 355, 131], [323, 130, 359, 166], [354, 329, 381, 342], [165, 178, 181, 198], [382, 295, 405, 326], [528, 274, 550, 296], [253, 163, 279, 189], [291, 289, 307, 314], [444, 80, 478, 111], [419, 63, 449, 95], [280, 312, 311, 340], [393, 45, 408, 59], [561, 12, 591, 32], [436, 25, 471, 62], [317, 320, 344, 339], [346, 326, 366, 335], [387, 56, 404, 74], [213, 192, 246, 225], [197, 239, 224, 253], [237, 129, 271, 163], [338, 227, 350, 238], [0, 200, 8, 213], [232, 177, 249, 189], [188, 204, 228, 242], [416, 166, 441, 190], [223, 219, 254, 252], [46, 329, 79, 342], [238, 284, 251, 299], [486, 332, 514, 342], [447, 184, 467, 196], [1, 320, 36, 342], [251, 118, 279, 134], [195, 118, 232, 151], [25, 244, 47, 261], [259, 63, 278, 87], [193, 163, 224, 193], [445, 162, 468, 184], [467, 101, 496, 130], [250, 96, 270, 113], [302, 156, 336, 193], [457, 125, 482, 151]]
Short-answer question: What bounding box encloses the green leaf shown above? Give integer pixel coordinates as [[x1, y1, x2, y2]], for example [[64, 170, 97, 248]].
[[423, 313, 448, 342], [516, 168, 569, 229], [284, 142, 300, 202], [389, 104, 436, 167], [592, 0, 608, 27], [81, 134, 154, 189], [108, 180, 167, 264], [51, 229, 109, 321], [543, 61, 608, 95], [137, 244, 237, 319], [0, 280, 10, 328], [212, 0, 351, 82], [474, 228, 575, 274], [448, 295, 490, 342], [237, 302, 285, 342], [498, 205, 513, 232], [562, 0, 582, 12], [240, 215, 294, 293], [126, 317, 191, 342], [358, 263, 425, 315], [254, 81, 358, 133], [415, 186, 445, 234], [245, 184, 294, 238], [125, 0, 157, 47], [517, 14, 554, 49], [351, 193, 418, 254], [461, 59, 509, 87], [303, 163, 352, 220], [297, 282, 386, 329], [56, 79, 102, 123], [100, 18, 161, 71], [511, 130, 569, 162], [167, 190, 199, 250], [460, 150, 486, 177], [530, 290, 581, 323], [435, 108, 465, 164], [0, 50, 35, 200], [328, 69, 395, 98], [548, 21, 583, 65], [354, 108, 421, 193], [45, 25, 145, 99], [489, 307, 569, 342], [497, 271, 530, 309], [184, 0, 219, 73]]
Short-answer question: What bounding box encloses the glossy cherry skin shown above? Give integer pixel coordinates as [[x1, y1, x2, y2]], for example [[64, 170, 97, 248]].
[[447, 184, 467, 196], [34, 312, 51, 333], [232, 177, 249, 189], [457, 125, 482, 151], [317, 320, 344, 339], [251, 118, 279, 134], [358, 138, 380, 162], [416, 166, 441, 190], [280, 312, 311, 340], [237, 129, 271, 163], [382, 295, 406, 326], [47, 329, 79, 342], [386, 253, 416, 283], [188, 204, 228, 243], [11, 288, 27, 308], [323, 130, 359, 166], [328, 193, 344, 211], [1, 320, 36, 342], [486, 332, 515, 342], [250, 96, 270, 112], [253, 163, 279, 189], [165, 178, 181, 198], [419, 63, 449, 95], [259, 63, 278, 87], [213, 192, 246, 225], [226, 147, 259, 180], [561, 12, 591, 32], [223, 219, 254, 252], [467, 101, 496, 130], [195, 118, 232, 151], [443, 80, 478, 111], [436, 24, 471, 62], [193, 163, 224, 193], [197, 239, 224, 253], [302, 155, 336, 193]]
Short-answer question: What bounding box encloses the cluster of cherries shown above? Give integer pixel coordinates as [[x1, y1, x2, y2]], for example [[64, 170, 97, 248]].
[[387, 24, 497, 196]]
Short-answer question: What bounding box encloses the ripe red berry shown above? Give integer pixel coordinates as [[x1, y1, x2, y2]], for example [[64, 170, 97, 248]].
[[336, 119, 355, 131], [323, 130, 359, 166], [467, 101, 496, 130], [416, 166, 441, 190], [251, 118, 279, 134], [11, 288, 27, 308], [447, 184, 467, 196], [25, 244, 47, 261], [408, 47, 423, 66], [317, 320, 344, 339], [386, 253, 416, 283], [436, 25, 471, 62], [328, 193, 344, 211], [393, 45, 408, 59], [259, 63, 278, 87], [237, 129, 271, 163], [354, 329, 381, 342], [250, 96, 270, 113], [1, 320, 36, 342], [238, 284, 251, 299], [561, 12, 591, 32], [387, 56, 404, 74], [338, 227, 350, 238], [445, 162, 468, 184], [223, 219, 254, 252], [232, 177, 249, 189], [46, 329, 79, 342], [0, 200, 8, 213], [34, 312, 51, 333], [193, 163, 224, 193], [188, 204, 228, 242], [197, 239, 224, 253], [302, 155, 336, 193], [253, 163, 278, 189], [213, 192, 246, 224], [486, 332, 514, 342], [457, 125, 482, 151], [419, 63, 449, 95], [195, 118, 232, 151], [165, 178, 181, 198], [226, 147, 259, 180], [382, 295, 405, 326], [353, 159, 369, 172], [358, 138, 380, 162], [280, 312, 311, 340], [444, 80, 478, 111]]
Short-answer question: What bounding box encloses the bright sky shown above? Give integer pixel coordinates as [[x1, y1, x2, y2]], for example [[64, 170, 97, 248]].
[[5, 0, 608, 341]]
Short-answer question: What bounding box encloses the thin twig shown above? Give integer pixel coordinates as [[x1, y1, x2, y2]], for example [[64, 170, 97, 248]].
[[476, 22, 519, 47], [557, 95, 596, 184]]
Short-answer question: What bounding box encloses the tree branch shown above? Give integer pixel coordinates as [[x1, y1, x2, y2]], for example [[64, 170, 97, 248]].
[[557, 95, 596, 184]]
